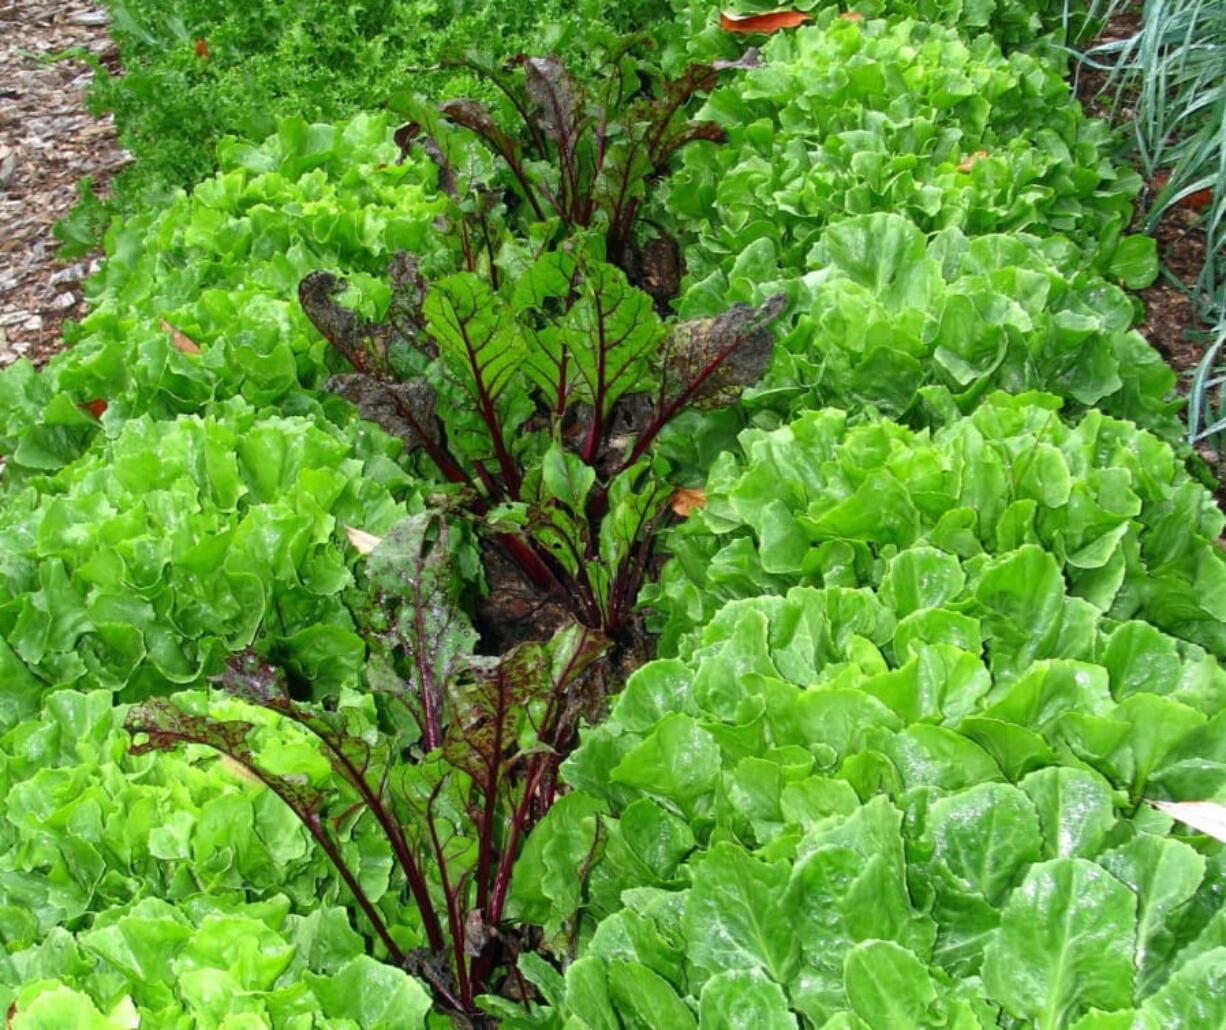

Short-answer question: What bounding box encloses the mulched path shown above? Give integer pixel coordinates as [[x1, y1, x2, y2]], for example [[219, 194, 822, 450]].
[[0, 0, 126, 368]]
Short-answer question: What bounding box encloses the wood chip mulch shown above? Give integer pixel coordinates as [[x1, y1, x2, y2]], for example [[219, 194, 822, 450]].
[[0, 0, 127, 369]]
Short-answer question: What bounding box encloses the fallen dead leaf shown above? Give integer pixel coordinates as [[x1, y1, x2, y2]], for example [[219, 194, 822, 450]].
[[838, 10, 865, 19], [160, 318, 203, 355], [345, 524, 383, 555], [1152, 170, 1213, 211], [670, 486, 707, 516], [1147, 799, 1226, 844], [720, 10, 812, 33]]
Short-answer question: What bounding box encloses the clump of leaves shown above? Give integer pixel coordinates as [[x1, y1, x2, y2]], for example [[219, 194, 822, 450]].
[[303, 243, 783, 639], [126, 513, 608, 1019], [396, 45, 761, 303], [311, 48, 783, 641]]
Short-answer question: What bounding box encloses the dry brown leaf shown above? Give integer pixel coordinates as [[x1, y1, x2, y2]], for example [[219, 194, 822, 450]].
[[160, 318, 203, 355], [345, 525, 383, 555], [957, 149, 990, 173], [670, 486, 708, 516], [1152, 170, 1213, 211], [1147, 799, 1226, 843], [838, 10, 865, 19], [195, 38, 210, 60], [720, 10, 812, 33]]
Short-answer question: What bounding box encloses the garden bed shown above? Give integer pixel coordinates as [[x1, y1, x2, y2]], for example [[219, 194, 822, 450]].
[[1, 1, 1225, 1026]]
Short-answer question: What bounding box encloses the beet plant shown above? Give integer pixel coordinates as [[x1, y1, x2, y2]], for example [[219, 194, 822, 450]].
[[126, 46, 784, 1021], [306, 46, 785, 640]]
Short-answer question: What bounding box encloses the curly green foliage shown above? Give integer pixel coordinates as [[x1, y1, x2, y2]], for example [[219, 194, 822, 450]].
[[656, 16, 1146, 286], [0, 690, 434, 1027], [81, 0, 672, 219], [680, 214, 1178, 437], [645, 391, 1226, 657], [511, 568, 1226, 1027], [0, 113, 455, 486], [0, 400, 417, 730]]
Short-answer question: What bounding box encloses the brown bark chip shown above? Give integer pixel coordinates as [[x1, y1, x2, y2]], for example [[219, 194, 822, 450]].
[[0, 0, 128, 369]]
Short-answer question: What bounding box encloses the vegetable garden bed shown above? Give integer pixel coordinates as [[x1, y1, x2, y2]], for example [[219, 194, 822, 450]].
[[1, 0, 1224, 1026]]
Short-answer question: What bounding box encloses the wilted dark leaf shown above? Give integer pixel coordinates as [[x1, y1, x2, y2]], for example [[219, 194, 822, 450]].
[[513, 56, 585, 154], [386, 252, 433, 355], [127, 697, 251, 759], [299, 270, 390, 376], [366, 513, 478, 751], [326, 374, 441, 453], [302, 255, 431, 380], [217, 650, 287, 707], [444, 639, 549, 781], [443, 621, 606, 782], [637, 52, 759, 167], [633, 232, 686, 311], [665, 49, 763, 104], [662, 292, 787, 409], [653, 120, 727, 165], [439, 98, 525, 171], [126, 698, 327, 818], [393, 121, 421, 163], [398, 122, 459, 195]]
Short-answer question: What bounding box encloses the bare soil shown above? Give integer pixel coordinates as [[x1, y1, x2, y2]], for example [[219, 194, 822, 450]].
[[0, 0, 126, 369]]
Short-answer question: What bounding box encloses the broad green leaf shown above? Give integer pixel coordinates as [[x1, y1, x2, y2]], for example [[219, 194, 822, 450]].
[[843, 941, 937, 1028], [424, 272, 525, 406], [607, 960, 696, 1030], [303, 955, 433, 1029], [1140, 947, 1226, 1027], [927, 782, 1043, 902], [1020, 766, 1117, 859], [611, 714, 721, 819], [698, 969, 797, 1030], [683, 841, 799, 983], [1099, 835, 1206, 990], [1108, 236, 1159, 289], [981, 857, 1137, 1026]]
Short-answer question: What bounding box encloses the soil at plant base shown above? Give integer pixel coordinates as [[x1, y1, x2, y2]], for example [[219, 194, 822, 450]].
[[1138, 208, 1209, 383], [1072, 3, 1211, 385], [0, 0, 126, 370]]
